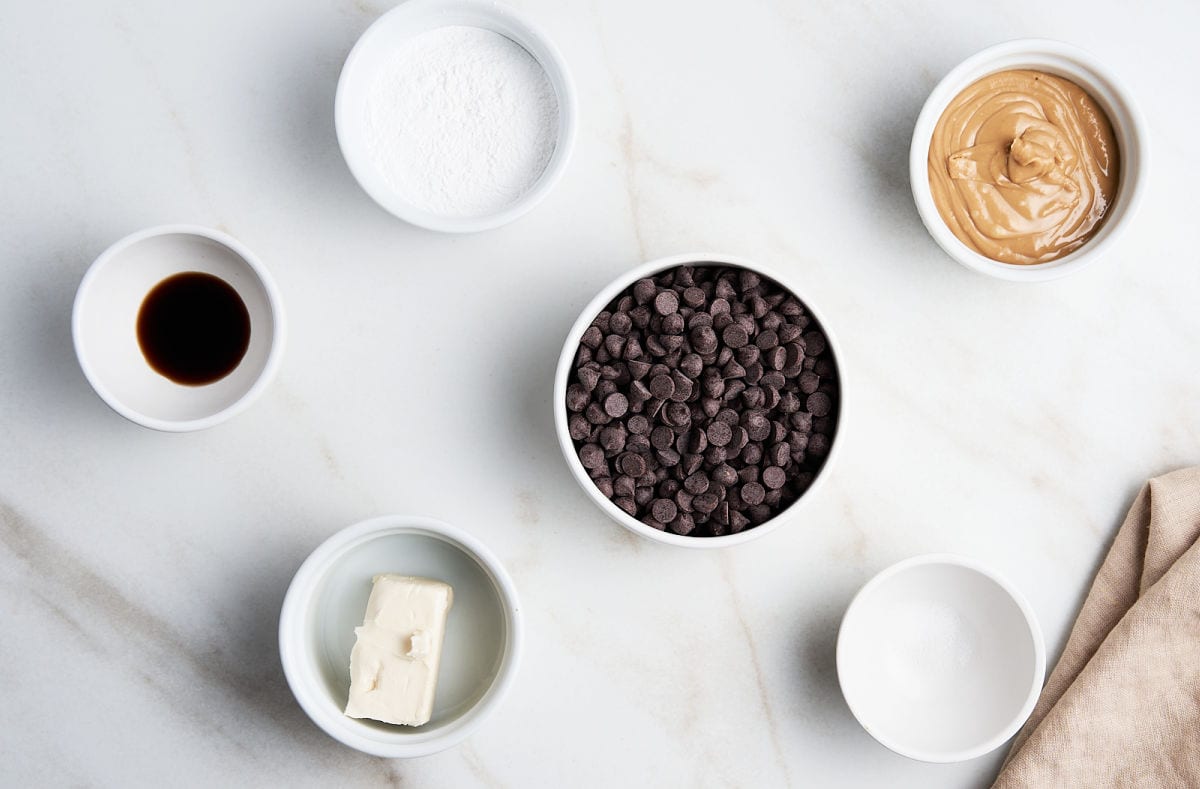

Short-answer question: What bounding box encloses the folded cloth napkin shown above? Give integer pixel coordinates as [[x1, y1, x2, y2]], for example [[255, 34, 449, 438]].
[[994, 467, 1200, 788]]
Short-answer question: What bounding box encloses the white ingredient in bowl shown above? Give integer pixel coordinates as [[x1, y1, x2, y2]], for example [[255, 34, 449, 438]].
[[364, 26, 559, 219], [882, 601, 977, 701]]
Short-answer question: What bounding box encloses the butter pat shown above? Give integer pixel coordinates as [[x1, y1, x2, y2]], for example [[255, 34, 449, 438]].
[[345, 574, 453, 726]]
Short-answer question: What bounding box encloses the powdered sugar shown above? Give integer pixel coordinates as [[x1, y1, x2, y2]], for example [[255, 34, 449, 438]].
[[364, 26, 559, 219]]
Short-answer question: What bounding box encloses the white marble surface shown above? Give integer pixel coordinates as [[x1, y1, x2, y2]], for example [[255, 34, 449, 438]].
[[1, 0, 1197, 786]]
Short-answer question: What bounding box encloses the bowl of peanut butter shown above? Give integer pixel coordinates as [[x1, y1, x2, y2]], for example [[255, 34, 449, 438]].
[[910, 39, 1148, 281]]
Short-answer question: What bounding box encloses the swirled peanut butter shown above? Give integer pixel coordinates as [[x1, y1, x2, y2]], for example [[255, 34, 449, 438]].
[[928, 69, 1119, 265]]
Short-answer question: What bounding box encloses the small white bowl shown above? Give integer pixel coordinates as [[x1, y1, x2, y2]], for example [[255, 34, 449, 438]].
[[837, 554, 1046, 763], [72, 225, 285, 432], [279, 515, 522, 758], [553, 253, 845, 549], [910, 39, 1149, 281], [335, 0, 578, 233]]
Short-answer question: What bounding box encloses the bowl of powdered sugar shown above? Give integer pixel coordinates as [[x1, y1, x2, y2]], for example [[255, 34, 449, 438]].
[[335, 0, 576, 232]]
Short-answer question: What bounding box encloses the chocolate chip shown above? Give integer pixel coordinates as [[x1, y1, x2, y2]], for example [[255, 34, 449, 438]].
[[579, 444, 606, 469], [741, 482, 765, 506], [808, 433, 830, 457], [671, 512, 696, 535], [568, 414, 591, 441], [806, 392, 832, 417], [663, 401, 691, 427], [730, 511, 751, 533], [693, 492, 719, 513], [617, 452, 647, 477], [650, 426, 674, 451], [614, 497, 637, 516], [627, 434, 651, 453], [604, 392, 629, 418], [654, 290, 680, 316], [690, 326, 718, 354], [661, 313, 685, 334], [762, 466, 787, 490], [610, 312, 633, 336], [669, 372, 693, 402], [599, 425, 626, 453], [684, 472, 710, 495], [706, 421, 733, 447], [755, 329, 779, 349], [651, 498, 678, 523], [803, 331, 827, 356], [648, 374, 674, 399], [744, 412, 771, 442], [722, 324, 749, 349], [713, 463, 738, 486], [614, 475, 636, 498], [682, 286, 706, 307], [769, 442, 790, 467], [566, 384, 588, 412], [633, 278, 657, 305]]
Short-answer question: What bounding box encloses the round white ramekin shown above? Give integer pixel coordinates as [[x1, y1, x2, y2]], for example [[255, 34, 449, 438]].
[[910, 39, 1149, 282], [553, 253, 845, 549], [837, 554, 1046, 763], [279, 515, 522, 758], [72, 224, 285, 432], [335, 0, 578, 233]]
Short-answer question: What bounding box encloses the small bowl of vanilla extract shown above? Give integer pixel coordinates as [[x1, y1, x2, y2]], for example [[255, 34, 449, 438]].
[[72, 225, 285, 431]]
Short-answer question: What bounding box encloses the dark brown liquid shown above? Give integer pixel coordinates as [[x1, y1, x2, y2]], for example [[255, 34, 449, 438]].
[[137, 272, 251, 386]]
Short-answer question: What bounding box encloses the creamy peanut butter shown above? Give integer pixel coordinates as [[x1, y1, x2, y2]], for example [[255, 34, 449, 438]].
[[928, 69, 1119, 265]]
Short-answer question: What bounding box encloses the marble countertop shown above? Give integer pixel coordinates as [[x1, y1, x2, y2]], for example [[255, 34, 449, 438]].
[[3, 0, 1197, 786]]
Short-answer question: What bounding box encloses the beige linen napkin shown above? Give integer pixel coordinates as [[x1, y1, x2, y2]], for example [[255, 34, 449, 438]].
[[994, 467, 1200, 788]]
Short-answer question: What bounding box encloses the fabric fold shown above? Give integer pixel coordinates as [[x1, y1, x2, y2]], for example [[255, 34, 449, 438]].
[[994, 467, 1200, 787]]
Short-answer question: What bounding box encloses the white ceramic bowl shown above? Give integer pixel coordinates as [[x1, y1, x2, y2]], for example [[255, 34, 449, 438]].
[[910, 39, 1149, 281], [837, 554, 1046, 763], [72, 225, 285, 432], [335, 0, 578, 233], [279, 515, 522, 758], [554, 253, 845, 548]]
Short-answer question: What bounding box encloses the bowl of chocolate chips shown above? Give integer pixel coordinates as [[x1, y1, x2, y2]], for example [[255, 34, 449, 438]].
[[555, 254, 843, 547]]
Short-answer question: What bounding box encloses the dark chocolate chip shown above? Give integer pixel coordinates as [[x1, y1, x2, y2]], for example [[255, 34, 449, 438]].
[[654, 290, 680, 316], [740, 482, 765, 506], [706, 421, 733, 447], [651, 498, 678, 523], [671, 512, 696, 535], [803, 331, 827, 356], [806, 392, 832, 417], [762, 466, 787, 490], [604, 392, 629, 418], [579, 444, 606, 469], [617, 452, 647, 477], [690, 326, 718, 354], [722, 324, 749, 349]]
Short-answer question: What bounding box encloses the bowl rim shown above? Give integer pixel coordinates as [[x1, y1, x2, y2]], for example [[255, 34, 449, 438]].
[[278, 514, 523, 758], [70, 223, 287, 432], [553, 252, 845, 549], [334, 0, 579, 233], [835, 553, 1047, 763], [909, 38, 1150, 282]]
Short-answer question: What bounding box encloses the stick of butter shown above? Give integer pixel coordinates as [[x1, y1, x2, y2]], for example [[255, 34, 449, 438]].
[[344, 574, 453, 727]]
